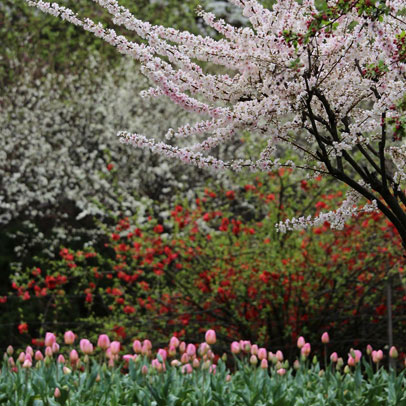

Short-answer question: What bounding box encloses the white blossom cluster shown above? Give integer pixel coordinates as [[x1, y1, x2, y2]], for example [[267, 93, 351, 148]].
[[1, 56, 241, 262], [22, 0, 406, 238]]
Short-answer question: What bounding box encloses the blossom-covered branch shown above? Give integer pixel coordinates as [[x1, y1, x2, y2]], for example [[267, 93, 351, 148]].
[[24, 0, 406, 248]]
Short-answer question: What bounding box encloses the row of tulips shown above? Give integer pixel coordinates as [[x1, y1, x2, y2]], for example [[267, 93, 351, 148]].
[[2, 329, 406, 405]]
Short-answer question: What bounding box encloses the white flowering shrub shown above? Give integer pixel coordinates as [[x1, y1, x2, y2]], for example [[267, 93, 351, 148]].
[[1, 56, 243, 266]]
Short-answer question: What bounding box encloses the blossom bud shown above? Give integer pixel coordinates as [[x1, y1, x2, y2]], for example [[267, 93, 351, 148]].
[[330, 352, 338, 363], [347, 355, 355, 367], [7, 346, 14, 356], [157, 348, 167, 361], [389, 346, 398, 359], [209, 364, 216, 374], [344, 365, 351, 374], [205, 329, 216, 345], [69, 349, 79, 363], [297, 336, 305, 349], [18, 352, 26, 363], [276, 350, 284, 362], [80, 339, 93, 355], [52, 343, 60, 354], [182, 364, 193, 374], [198, 342, 209, 356], [123, 354, 134, 363], [168, 346, 176, 357], [276, 368, 286, 376], [22, 359, 32, 368], [151, 358, 162, 372], [260, 359, 268, 369], [64, 331, 75, 345], [142, 340, 152, 350], [35, 351, 43, 361], [258, 348, 267, 360], [366, 344, 373, 356], [25, 346, 34, 357], [171, 359, 181, 367], [57, 354, 65, 364], [231, 341, 240, 354], [63, 366, 71, 375], [45, 332, 56, 347], [110, 341, 120, 355], [337, 357, 344, 369], [186, 344, 196, 357], [181, 353, 189, 364], [132, 340, 142, 353], [321, 332, 329, 344], [179, 342, 186, 354], [192, 358, 200, 368], [97, 334, 111, 350], [293, 360, 300, 370], [226, 374, 231, 382], [169, 336, 179, 348], [251, 344, 258, 356], [250, 355, 258, 366], [45, 347, 53, 358], [54, 388, 61, 398], [141, 365, 148, 375], [301, 343, 311, 357], [8, 357, 15, 367]]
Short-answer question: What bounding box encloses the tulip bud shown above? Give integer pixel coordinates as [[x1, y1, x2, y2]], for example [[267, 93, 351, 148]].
[[192, 358, 200, 368], [63, 366, 72, 375], [347, 355, 355, 367], [250, 355, 258, 366], [57, 354, 65, 364], [389, 346, 398, 359], [6, 346, 14, 356], [251, 344, 259, 356], [321, 332, 329, 344], [171, 359, 181, 367], [179, 342, 186, 354], [110, 341, 120, 355], [142, 340, 152, 350], [337, 357, 344, 369], [8, 357, 15, 367], [198, 342, 209, 356], [52, 343, 60, 354], [18, 352, 26, 363], [297, 336, 305, 349], [168, 346, 176, 357], [293, 360, 300, 370], [205, 329, 216, 345], [366, 344, 373, 356], [276, 368, 286, 376], [45, 332, 56, 347], [22, 359, 32, 368], [169, 336, 180, 348], [64, 331, 75, 345], [330, 352, 338, 363], [141, 365, 148, 375], [54, 388, 61, 398], [231, 341, 240, 354], [226, 374, 231, 382], [25, 346, 34, 357], [133, 340, 142, 353], [69, 349, 79, 363], [276, 350, 284, 362], [181, 353, 189, 364], [301, 343, 311, 358], [258, 348, 267, 360], [344, 365, 351, 374], [260, 359, 268, 369], [182, 364, 193, 374], [97, 335, 111, 350], [80, 339, 93, 355], [45, 346, 53, 358], [186, 344, 196, 357], [202, 360, 211, 370], [35, 351, 44, 361]]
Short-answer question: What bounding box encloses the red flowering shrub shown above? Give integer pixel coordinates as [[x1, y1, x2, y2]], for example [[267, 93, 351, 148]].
[[5, 170, 405, 354]]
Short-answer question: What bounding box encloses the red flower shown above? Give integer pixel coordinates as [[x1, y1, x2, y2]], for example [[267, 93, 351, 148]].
[[225, 190, 235, 200], [107, 163, 114, 171], [0, 296, 7, 304], [111, 233, 120, 241], [18, 323, 28, 334], [154, 224, 164, 234], [123, 305, 135, 314]]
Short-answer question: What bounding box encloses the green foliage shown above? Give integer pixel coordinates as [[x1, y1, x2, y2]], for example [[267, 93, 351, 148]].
[[2, 357, 406, 405]]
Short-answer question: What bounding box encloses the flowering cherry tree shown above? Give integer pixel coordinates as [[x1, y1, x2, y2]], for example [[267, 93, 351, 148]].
[[24, 0, 406, 248]]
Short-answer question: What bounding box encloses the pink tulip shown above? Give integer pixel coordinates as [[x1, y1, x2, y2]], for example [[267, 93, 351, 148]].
[[366, 344, 373, 355], [169, 336, 180, 348], [389, 346, 398, 359], [277, 368, 286, 376], [209, 364, 216, 374], [97, 334, 111, 350], [192, 358, 200, 368], [18, 352, 25, 363], [181, 353, 189, 364], [141, 365, 148, 375], [70, 349, 79, 363], [276, 350, 284, 362], [260, 359, 268, 369], [330, 352, 338, 363], [354, 350, 362, 363], [45, 346, 53, 358], [198, 342, 209, 356], [64, 330, 75, 345], [205, 329, 216, 345], [321, 332, 330, 344], [347, 355, 355, 367], [45, 332, 56, 347], [54, 388, 61, 398], [186, 344, 196, 357], [168, 346, 176, 357], [297, 336, 305, 349], [57, 354, 65, 364], [123, 354, 135, 362], [251, 344, 258, 355], [25, 353, 32, 362], [132, 340, 142, 353], [80, 339, 93, 355], [22, 359, 32, 368], [151, 358, 162, 371], [301, 343, 311, 357], [182, 364, 193, 374], [179, 342, 186, 353], [110, 341, 120, 355], [35, 351, 44, 361], [157, 348, 167, 361], [258, 348, 267, 360], [8, 357, 15, 367], [231, 341, 240, 354], [142, 339, 152, 350], [240, 340, 251, 353], [226, 374, 231, 382], [250, 355, 258, 365], [25, 346, 34, 357], [52, 343, 60, 354], [6, 345, 14, 356]]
